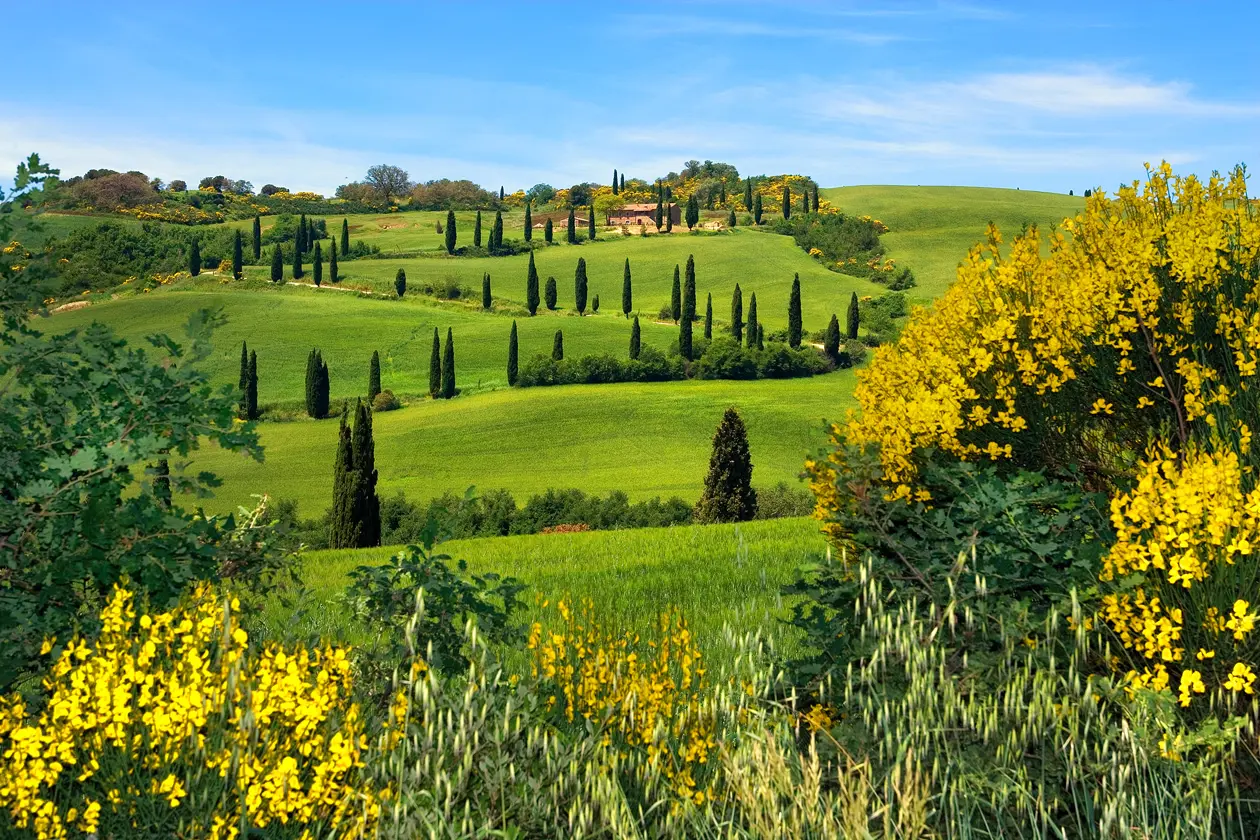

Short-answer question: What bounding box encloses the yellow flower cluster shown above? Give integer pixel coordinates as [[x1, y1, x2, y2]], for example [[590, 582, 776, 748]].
[[0, 586, 381, 839], [527, 599, 716, 804], [117, 203, 225, 224]]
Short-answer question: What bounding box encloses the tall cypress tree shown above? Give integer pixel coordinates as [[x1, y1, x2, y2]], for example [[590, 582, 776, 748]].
[[313, 242, 323, 286], [271, 243, 284, 282], [567, 207, 576, 243], [368, 351, 381, 401], [315, 352, 329, 419], [782, 185, 791, 220], [788, 274, 803, 348], [394, 268, 406, 298], [694, 407, 758, 523], [620, 173, 625, 192], [444, 210, 457, 254], [232, 230, 243, 279], [812, 189, 820, 213], [441, 328, 455, 399], [500, 186, 505, 201], [666, 209, 673, 233], [238, 341, 249, 419], [670, 265, 681, 323], [292, 238, 304, 280], [680, 255, 696, 360], [474, 210, 483, 248], [305, 349, 318, 417], [731, 284, 744, 343], [825, 314, 841, 361], [545, 218, 553, 243], [552, 329, 564, 361], [744, 178, 753, 212], [655, 197, 663, 230], [507, 320, 519, 385], [685, 194, 699, 230], [545, 276, 557, 311], [753, 193, 763, 225], [329, 239, 339, 283], [756, 323, 765, 351], [351, 398, 380, 547], [298, 213, 308, 253], [704, 293, 713, 339], [252, 215, 262, 260], [746, 293, 759, 349], [574, 258, 588, 315], [246, 351, 258, 420], [329, 408, 358, 549], [588, 206, 596, 240], [802, 189, 810, 216], [527, 251, 540, 315], [720, 180, 727, 206], [612, 168, 619, 195], [482, 273, 492, 309], [847, 291, 859, 339], [188, 238, 201, 276], [524, 202, 532, 242], [341, 218, 350, 254], [492, 210, 504, 250], [429, 328, 441, 398], [622, 258, 632, 316], [629, 315, 641, 359]]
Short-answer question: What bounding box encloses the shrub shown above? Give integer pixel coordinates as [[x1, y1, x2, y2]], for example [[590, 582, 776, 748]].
[[753, 481, 815, 519], [372, 389, 400, 411], [694, 337, 758, 380]]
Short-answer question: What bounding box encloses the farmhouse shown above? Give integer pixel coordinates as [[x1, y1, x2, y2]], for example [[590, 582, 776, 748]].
[[608, 202, 681, 226]]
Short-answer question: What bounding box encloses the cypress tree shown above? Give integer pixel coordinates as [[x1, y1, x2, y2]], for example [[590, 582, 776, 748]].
[[630, 315, 641, 359], [588, 206, 596, 240], [825, 313, 841, 361], [482, 273, 492, 309], [298, 213, 308, 253], [315, 352, 330, 419], [238, 341, 249, 419], [500, 186, 505, 201], [665, 186, 673, 202], [567, 207, 576, 243], [801, 189, 810, 215], [670, 265, 681, 323], [574, 257, 588, 315], [746, 293, 758, 349], [329, 408, 358, 549], [246, 351, 258, 420], [753, 193, 763, 225], [492, 210, 503, 249], [622, 258, 632, 316], [728, 209, 737, 228], [305, 349, 317, 417], [812, 189, 820, 212], [329, 239, 339, 283], [552, 329, 564, 361], [368, 350, 381, 401], [666, 209, 673, 233], [441, 328, 455, 399], [757, 323, 765, 351], [444, 210, 457, 254], [429, 328, 441, 398], [612, 168, 619, 195], [507, 320, 519, 385], [788, 274, 803, 348], [782, 185, 791, 220], [592, 294, 599, 313], [731, 284, 743, 343], [313, 242, 323, 286], [694, 407, 758, 523], [292, 238, 304, 280], [720, 180, 727, 206], [620, 173, 625, 192], [474, 210, 483, 248], [394, 268, 406, 297], [545, 276, 557, 311], [704, 293, 713, 339], [232, 230, 243, 279], [341, 218, 350, 254], [527, 251, 540, 315], [545, 217, 553, 243], [271, 243, 283, 282], [744, 178, 753, 212], [655, 197, 663, 230], [680, 255, 696, 360], [351, 398, 380, 547], [846, 291, 859, 339], [188, 238, 201, 276], [524, 202, 532, 242], [685, 194, 699, 230], [252, 215, 261, 259]]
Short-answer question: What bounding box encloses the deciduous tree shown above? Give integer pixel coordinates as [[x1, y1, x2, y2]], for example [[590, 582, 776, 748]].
[[364, 164, 412, 203]]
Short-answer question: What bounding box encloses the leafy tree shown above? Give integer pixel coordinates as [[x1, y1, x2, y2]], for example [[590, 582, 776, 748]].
[[574, 258, 588, 315], [252, 215, 261, 259], [188, 238, 201, 276], [685, 194, 700, 230], [369, 350, 382, 401], [429, 328, 441, 398], [630, 316, 641, 359], [507, 320, 519, 385], [705, 293, 713, 339], [728, 209, 737, 228], [552, 329, 564, 361], [395, 268, 406, 297], [445, 210, 457, 254], [523, 202, 532, 242], [588, 206, 596, 241], [680, 255, 696, 359], [788, 274, 803, 348], [825, 313, 841, 361], [847, 291, 859, 339], [754, 193, 763, 224], [567, 207, 576, 244], [782, 185, 791, 220], [670, 265, 681, 322], [744, 178, 753, 212], [694, 408, 758, 523], [341, 218, 350, 254], [527, 251, 540, 315], [441, 328, 455, 399], [622, 258, 632, 316], [270, 243, 283, 282], [492, 210, 504, 250], [746, 293, 758, 349], [233, 230, 243, 279], [313, 242, 323, 286], [482, 272, 491, 309], [545, 275, 558, 311], [612, 168, 619, 195], [238, 341, 249, 419], [474, 210, 483, 248], [329, 239, 339, 283], [731, 283, 744, 343], [292, 238, 303, 280], [246, 350, 258, 419], [364, 164, 412, 203], [544, 217, 553, 243]]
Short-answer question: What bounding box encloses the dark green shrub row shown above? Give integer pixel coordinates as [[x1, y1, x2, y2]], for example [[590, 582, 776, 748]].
[[517, 345, 684, 387]]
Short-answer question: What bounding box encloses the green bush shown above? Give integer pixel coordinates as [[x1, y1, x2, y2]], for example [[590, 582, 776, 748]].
[[372, 389, 400, 412]]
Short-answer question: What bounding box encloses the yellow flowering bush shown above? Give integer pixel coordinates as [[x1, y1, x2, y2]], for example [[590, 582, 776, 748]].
[[0, 585, 382, 838]]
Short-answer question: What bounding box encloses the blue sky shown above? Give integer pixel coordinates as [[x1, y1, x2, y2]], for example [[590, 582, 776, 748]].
[[5, 1, 1258, 195]]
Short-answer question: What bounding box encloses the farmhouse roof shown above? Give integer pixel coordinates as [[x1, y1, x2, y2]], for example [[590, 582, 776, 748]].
[[619, 203, 675, 211]]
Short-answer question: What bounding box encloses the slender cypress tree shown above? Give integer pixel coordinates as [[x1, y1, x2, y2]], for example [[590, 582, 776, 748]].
[[666, 209, 673, 233], [500, 186, 505, 200], [788, 274, 803, 348], [847, 291, 859, 339], [429, 328, 441, 398], [620, 173, 625, 192], [728, 209, 737, 228], [574, 258, 588, 315], [313, 242, 323, 286], [292, 238, 304, 280], [329, 239, 339, 283], [252, 215, 261, 259], [441, 328, 455, 399], [394, 268, 406, 297], [552, 329, 564, 361], [482, 273, 492, 309], [298, 213, 308, 253], [802, 189, 810, 216], [271, 243, 284, 282], [329, 408, 358, 549], [474, 210, 483, 247], [680, 255, 696, 360], [341, 218, 350, 254], [757, 323, 765, 350], [612, 168, 619, 195], [567, 207, 576, 243], [527, 251, 540, 315], [812, 189, 820, 213], [524, 202, 532, 241], [592, 294, 599, 313], [507, 320, 519, 385], [746, 293, 759, 349], [670, 266, 681, 323], [305, 349, 318, 417], [622, 258, 632, 316], [368, 350, 381, 401], [655, 197, 663, 230], [444, 210, 457, 254], [315, 352, 330, 419], [825, 314, 841, 361], [704, 293, 713, 339], [588, 206, 596, 240], [351, 398, 380, 547], [188, 238, 201, 276], [492, 210, 503, 249], [685, 194, 699, 230], [246, 351, 258, 420], [545, 276, 557, 311], [630, 316, 641, 359], [720, 180, 727, 206], [545, 218, 553, 243], [731, 284, 744, 343], [782, 185, 791, 220], [232, 230, 243, 279], [754, 193, 763, 225], [238, 341, 249, 419], [665, 186, 673, 202], [694, 407, 758, 523], [744, 178, 753, 212]]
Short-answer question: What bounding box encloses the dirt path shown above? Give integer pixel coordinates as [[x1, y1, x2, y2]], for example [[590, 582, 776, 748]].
[[287, 281, 388, 297]]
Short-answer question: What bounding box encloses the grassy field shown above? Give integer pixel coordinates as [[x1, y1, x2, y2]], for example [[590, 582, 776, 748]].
[[265, 516, 824, 664], [823, 185, 1084, 301]]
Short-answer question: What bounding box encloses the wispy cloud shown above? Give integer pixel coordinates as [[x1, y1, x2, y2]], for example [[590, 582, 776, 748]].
[[617, 13, 907, 45]]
